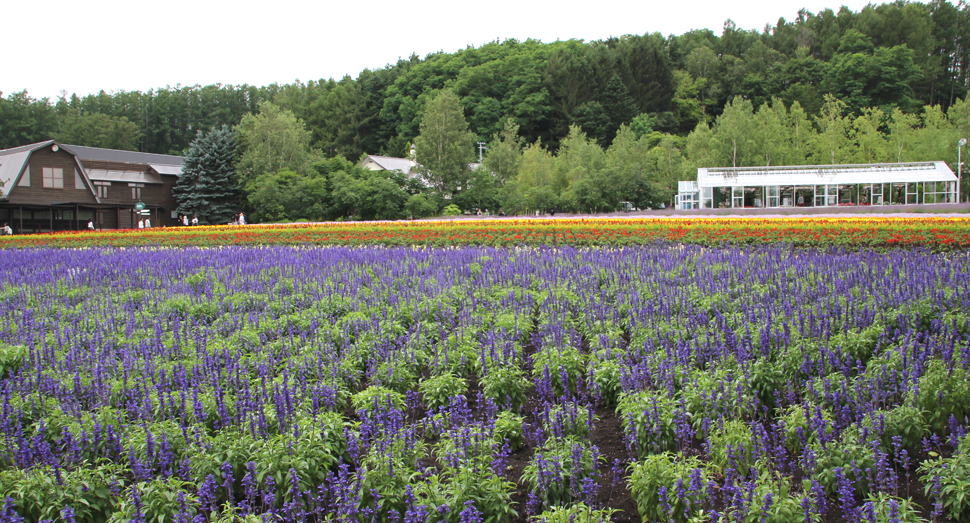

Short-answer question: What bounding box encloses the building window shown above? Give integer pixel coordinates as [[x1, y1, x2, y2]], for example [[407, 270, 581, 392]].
[[75, 169, 85, 190], [18, 165, 30, 187], [129, 183, 144, 200], [43, 167, 64, 188], [93, 181, 111, 199]]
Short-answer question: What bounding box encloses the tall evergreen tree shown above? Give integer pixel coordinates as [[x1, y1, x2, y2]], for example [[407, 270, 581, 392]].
[[602, 74, 639, 139], [173, 125, 239, 224]]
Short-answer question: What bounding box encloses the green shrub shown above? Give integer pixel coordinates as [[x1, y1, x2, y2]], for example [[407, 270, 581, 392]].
[[680, 368, 756, 430], [0, 343, 28, 379], [373, 360, 419, 394], [419, 372, 467, 411], [482, 365, 530, 411], [532, 346, 586, 397], [617, 390, 679, 457], [589, 358, 622, 406], [0, 464, 127, 523], [521, 437, 601, 510], [914, 358, 970, 434], [709, 420, 756, 477], [107, 478, 199, 523], [351, 386, 406, 412], [628, 453, 712, 523], [416, 464, 518, 523], [920, 434, 970, 522], [493, 411, 525, 451], [358, 434, 428, 521], [532, 503, 618, 522], [862, 405, 926, 453], [723, 470, 818, 523], [442, 204, 462, 216], [749, 357, 787, 410], [540, 402, 596, 440], [830, 324, 884, 365], [436, 333, 482, 377], [436, 424, 497, 470], [780, 402, 833, 454], [859, 492, 926, 523], [813, 428, 875, 498]]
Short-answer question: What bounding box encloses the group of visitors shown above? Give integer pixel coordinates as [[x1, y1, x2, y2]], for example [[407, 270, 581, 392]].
[[174, 213, 245, 226], [2, 212, 245, 235]]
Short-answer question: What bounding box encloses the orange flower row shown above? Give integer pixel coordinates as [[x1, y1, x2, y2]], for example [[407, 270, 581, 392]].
[[1, 217, 969, 250]]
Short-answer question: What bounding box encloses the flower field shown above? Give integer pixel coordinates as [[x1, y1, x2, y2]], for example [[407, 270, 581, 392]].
[[1, 216, 970, 250], [1, 242, 969, 523]]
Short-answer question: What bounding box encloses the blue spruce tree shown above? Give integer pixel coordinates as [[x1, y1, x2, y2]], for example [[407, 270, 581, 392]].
[[173, 126, 239, 224]]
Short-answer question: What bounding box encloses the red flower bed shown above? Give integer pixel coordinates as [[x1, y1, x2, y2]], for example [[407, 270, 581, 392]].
[[1, 217, 969, 250]]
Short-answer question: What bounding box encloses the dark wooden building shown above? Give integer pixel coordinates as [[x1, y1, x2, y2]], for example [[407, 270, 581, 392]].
[[0, 141, 184, 233]]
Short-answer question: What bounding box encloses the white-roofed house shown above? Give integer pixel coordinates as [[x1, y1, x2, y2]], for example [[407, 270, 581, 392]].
[[360, 155, 420, 178]]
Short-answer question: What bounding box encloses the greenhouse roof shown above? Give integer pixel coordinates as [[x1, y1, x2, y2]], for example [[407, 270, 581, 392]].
[[696, 162, 957, 188]]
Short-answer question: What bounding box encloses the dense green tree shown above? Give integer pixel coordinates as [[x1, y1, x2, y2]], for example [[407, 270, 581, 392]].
[[826, 45, 923, 112], [484, 119, 524, 184], [852, 107, 889, 163], [571, 102, 612, 145], [405, 193, 439, 218], [414, 90, 475, 196], [600, 74, 639, 143], [173, 125, 239, 224], [912, 104, 959, 161], [0, 91, 59, 149], [235, 102, 317, 186], [713, 96, 756, 167], [672, 71, 707, 132], [245, 172, 288, 222], [751, 99, 789, 166], [453, 166, 500, 213], [614, 33, 675, 114], [356, 172, 410, 220], [786, 101, 817, 164], [888, 107, 919, 162], [686, 121, 717, 170], [608, 126, 675, 208], [506, 141, 558, 213], [57, 110, 142, 150], [814, 95, 853, 164]]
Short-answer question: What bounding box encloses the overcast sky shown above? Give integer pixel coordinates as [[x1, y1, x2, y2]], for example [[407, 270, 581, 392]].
[[3, 0, 875, 102]]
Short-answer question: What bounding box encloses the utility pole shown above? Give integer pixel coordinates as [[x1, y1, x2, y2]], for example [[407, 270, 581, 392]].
[[956, 138, 967, 203], [477, 142, 487, 163]]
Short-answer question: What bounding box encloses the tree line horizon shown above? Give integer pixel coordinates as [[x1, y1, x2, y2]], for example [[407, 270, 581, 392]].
[[5, 0, 970, 219]]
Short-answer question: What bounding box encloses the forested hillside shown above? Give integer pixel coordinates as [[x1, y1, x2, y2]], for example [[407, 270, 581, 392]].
[[4, 0, 970, 217]]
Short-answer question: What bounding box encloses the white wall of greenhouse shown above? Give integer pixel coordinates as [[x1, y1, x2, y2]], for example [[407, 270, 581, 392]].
[[675, 162, 959, 210]]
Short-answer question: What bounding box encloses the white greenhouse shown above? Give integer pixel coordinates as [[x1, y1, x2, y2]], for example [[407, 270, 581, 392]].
[[675, 162, 960, 211]]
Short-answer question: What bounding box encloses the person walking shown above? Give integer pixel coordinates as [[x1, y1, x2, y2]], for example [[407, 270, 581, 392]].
[[138, 219, 144, 229], [191, 215, 199, 226], [87, 220, 95, 231], [239, 212, 246, 225]]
